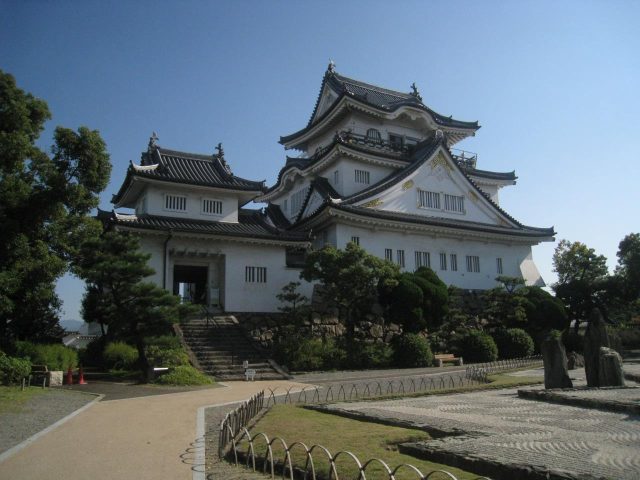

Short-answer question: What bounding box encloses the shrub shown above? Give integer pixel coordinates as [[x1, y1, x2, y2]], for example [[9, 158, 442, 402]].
[[144, 335, 182, 350], [392, 334, 434, 368], [79, 337, 106, 368], [274, 337, 345, 371], [103, 342, 139, 370], [15, 341, 78, 370], [493, 328, 534, 359], [145, 345, 189, 367], [617, 327, 640, 349], [154, 365, 213, 385], [0, 352, 31, 385], [562, 329, 583, 354], [454, 330, 498, 363], [349, 342, 393, 369]]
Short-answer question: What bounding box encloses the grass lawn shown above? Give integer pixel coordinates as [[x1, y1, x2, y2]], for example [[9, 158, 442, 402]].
[[243, 405, 476, 480], [0, 386, 50, 415]]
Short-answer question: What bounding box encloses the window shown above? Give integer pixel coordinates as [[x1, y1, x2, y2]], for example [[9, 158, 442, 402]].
[[389, 133, 404, 150], [466, 255, 480, 273], [136, 196, 147, 215], [496, 257, 503, 274], [415, 251, 430, 269], [164, 194, 187, 212], [202, 198, 222, 216], [365, 128, 382, 143], [439, 253, 447, 271], [396, 249, 405, 268], [290, 188, 307, 216], [354, 169, 370, 184], [282, 199, 288, 214], [418, 190, 440, 209], [450, 254, 458, 272], [384, 248, 393, 262], [444, 194, 465, 213], [350, 236, 360, 246], [245, 266, 267, 283], [333, 170, 339, 186]]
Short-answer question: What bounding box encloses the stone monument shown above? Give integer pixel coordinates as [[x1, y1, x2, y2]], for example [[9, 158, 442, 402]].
[[584, 309, 610, 387], [541, 332, 573, 389], [598, 347, 625, 387]]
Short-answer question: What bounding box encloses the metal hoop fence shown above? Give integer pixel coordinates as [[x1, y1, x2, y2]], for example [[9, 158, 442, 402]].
[[227, 428, 492, 480], [465, 355, 543, 382], [218, 390, 265, 459]]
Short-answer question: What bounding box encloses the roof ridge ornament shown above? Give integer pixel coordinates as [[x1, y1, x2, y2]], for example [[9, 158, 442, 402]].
[[410, 82, 422, 101], [148, 131, 159, 149], [215, 142, 233, 175], [327, 59, 336, 74]]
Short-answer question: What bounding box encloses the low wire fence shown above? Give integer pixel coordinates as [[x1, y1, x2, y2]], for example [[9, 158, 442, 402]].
[[218, 390, 265, 459], [226, 428, 492, 480], [264, 374, 481, 407], [465, 355, 543, 382]]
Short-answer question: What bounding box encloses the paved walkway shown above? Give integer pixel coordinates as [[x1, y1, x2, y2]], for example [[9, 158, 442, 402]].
[[322, 385, 640, 480], [0, 380, 308, 480]]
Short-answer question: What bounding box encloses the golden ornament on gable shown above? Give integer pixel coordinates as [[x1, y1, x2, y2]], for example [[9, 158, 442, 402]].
[[362, 198, 383, 208], [402, 180, 414, 191]]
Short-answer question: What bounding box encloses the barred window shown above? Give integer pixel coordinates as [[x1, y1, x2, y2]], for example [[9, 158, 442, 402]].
[[245, 266, 267, 283], [440, 253, 447, 271], [366, 128, 382, 143], [333, 170, 339, 185], [415, 251, 430, 269], [450, 254, 458, 271], [496, 257, 503, 274], [384, 248, 393, 262], [354, 169, 370, 184], [350, 236, 360, 246], [164, 194, 187, 212], [396, 249, 405, 268], [444, 194, 465, 213], [466, 255, 480, 273], [282, 199, 288, 214], [418, 190, 440, 209], [202, 198, 222, 216]]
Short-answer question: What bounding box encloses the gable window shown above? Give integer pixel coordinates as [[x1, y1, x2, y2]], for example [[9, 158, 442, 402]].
[[245, 266, 267, 283], [396, 249, 405, 268], [333, 170, 339, 186], [290, 188, 307, 216], [384, 248, 393, 262], [389, 133, 404, 150], [439, 253, 447, 271], [202, 198, 222, 216], [350, 236, 360, 246], [418, 190, 440, 209], [466, 255, 480, 273], [415, 251, 430, 269], [496, 257, 503, 275], [450, 254, 458, 272], [164, 194, 187, 212], [354, 169, 370, 184], [444, 194, 465, 213], [365, 128, 382, 144]]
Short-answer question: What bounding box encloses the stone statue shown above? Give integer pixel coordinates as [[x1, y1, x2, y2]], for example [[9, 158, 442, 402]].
[[541, 331, 573, 389]]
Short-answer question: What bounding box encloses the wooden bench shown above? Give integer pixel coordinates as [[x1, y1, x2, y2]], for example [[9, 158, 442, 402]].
[[434, 354, 463, 367]]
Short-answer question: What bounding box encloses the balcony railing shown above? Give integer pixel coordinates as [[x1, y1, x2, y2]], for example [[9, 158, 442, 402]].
[[451, 148, 478, 169], [337, 130, 414, 156]]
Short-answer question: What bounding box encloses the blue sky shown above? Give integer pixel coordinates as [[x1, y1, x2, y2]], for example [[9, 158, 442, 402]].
[[2, 1, 639, 321]]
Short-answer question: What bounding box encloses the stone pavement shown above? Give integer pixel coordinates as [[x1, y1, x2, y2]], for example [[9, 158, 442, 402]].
[[321, 385, 640, 480], [0, 379, 308, 480]]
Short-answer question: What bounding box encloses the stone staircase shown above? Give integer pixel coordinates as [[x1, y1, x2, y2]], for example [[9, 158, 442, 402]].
[[180, 316, 287, 381]]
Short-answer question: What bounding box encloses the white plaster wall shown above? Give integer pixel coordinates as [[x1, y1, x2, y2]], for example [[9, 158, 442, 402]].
[[472, 181, 499, 204], [334, 223, 540, 290], [335, 157, 395, 197], [144, 185, 239, 223]]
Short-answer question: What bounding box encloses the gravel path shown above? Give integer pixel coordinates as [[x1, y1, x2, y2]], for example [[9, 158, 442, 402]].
[[0, 388, 96, 454]]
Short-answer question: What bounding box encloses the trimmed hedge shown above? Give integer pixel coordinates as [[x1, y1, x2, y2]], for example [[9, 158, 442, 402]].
[[15, 341, 78, 370], [103, 342, 139, 370], [154, 365, 213, 385], [455, 330, 498, 363], [350, 342, 394, 369], [0, 352, 31, 385], [393, 334, 434, 368], [145, 345, 189, 367], [493, 328, 534, 359]]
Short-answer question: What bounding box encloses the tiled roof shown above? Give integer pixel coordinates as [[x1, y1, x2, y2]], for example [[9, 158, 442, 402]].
[[280, 69, 479, 145], [103, 209, 308, 242], [112, 146, 265, 204], [460, 166, 516, 181], [264, 203, 291, 229]]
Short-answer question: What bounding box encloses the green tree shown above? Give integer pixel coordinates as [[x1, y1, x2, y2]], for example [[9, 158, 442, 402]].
[[484, 276, 528, 331], [615, 233, 640, 302], [276, 281, 309, 325], [75, 231, 191, 378], [0, 71, 111, 348], [552, 239, 609, 323], [300, 243, 399, 339]]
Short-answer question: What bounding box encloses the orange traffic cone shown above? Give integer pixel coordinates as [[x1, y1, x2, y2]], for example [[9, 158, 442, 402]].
[[65, 366, 73, 385], [77, 365, 87, 385]]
